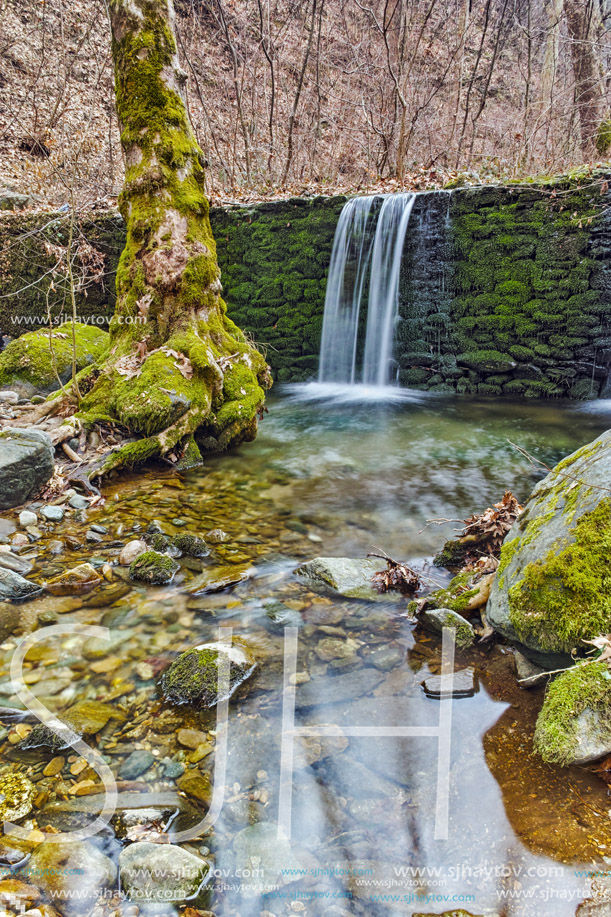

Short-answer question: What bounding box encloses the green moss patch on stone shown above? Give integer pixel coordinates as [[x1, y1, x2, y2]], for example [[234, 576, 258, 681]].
[[534, 660, 611, 765], [0, 322, 109, 393], [159, 644, 255, 707], [508, 498, 611, 654], [171, 533, 208, 557], [427, 571, 479, 614], [129, 550, 180, 585]]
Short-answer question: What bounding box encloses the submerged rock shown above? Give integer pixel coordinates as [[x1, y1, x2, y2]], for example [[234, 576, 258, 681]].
[[0, 772, 34, 821], [488, 429, 611, 661], [119, 749, 155, 779], [18, 701, 125, 751], [129, 550, 180, 584], [171, 533, 209, 557], [0, 552, 33, 575], [296, 668, 384, 708], [0, 428, 54, 511], [0, 603, 20, 640], [230, 822, 306, 898], [42, 791, 200, 836], [44, 563, 103, 596], [0, 568, 42, 601], [419, 607, 476, 649], [185, 563, 253, 594], [119, 841, 209, 906], [118, 539, 147, 566], [294, 556, 402, 601], [159, 640, 256, 707], [26, 841, 115, 913], [534, 660, 611, 765], [422, 668, 477, 698]]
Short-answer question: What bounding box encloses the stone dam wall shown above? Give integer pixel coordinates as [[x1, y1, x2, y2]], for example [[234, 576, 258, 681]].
[[1, 176, 610, 398]]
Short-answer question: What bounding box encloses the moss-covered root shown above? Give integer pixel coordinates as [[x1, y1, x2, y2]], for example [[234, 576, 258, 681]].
[[534, 660, 611, 765]]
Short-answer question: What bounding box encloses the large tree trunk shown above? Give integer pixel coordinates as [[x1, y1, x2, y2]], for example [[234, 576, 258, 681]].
[[565, 0, 604, 156], [56, 0, 271, 473]]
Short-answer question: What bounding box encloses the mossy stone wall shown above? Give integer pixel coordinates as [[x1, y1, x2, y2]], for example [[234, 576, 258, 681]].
[[1, 179, 610, 396], [212, 195, 346, 382], [398, 178, 611, 398], [0, 196, 346, 384]]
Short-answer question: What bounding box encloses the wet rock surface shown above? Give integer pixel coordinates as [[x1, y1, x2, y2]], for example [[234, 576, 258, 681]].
[[119, 841, 210, 906], [26, 841, 116, 913], [0, 566, 41, 601], [0, 428, 54, 510], [295, 556, 402, 601]]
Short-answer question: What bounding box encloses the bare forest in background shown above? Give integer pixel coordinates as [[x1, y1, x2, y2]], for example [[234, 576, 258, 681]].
[[0, 0, 610, 207]]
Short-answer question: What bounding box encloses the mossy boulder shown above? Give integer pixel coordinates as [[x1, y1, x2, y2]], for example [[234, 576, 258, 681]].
[[129, 550, 180, 584], [0, 322, 109, 396], [159, 640, 256, 707], [534, 661, 611, 765], [488, 429, 611, 664], [423, 571, 480, 615]]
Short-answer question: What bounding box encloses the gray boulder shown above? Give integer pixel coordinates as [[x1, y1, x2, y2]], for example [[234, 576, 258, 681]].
[[119, 841, 210, 906], [0, 427, 54, 510], [488, 429, 611, 663], [294, 556, 401, 601]]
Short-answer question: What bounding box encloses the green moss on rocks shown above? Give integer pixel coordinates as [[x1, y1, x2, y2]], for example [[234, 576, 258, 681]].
[[508, 499, 611, 654], [0, 322, 109, 394], [129, 550, 180, 584], [428, 571, 479, 614], [159, 642, 255, 707], [534, 661, 611, 765], [171, 533, 208, 557], [433, 539, 469, 570]]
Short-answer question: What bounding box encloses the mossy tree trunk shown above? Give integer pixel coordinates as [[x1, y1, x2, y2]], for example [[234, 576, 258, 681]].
[[55, 0, 271, 472]]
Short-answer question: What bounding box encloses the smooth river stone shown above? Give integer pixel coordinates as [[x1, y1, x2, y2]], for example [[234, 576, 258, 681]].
[[295, 667, 385, 708]]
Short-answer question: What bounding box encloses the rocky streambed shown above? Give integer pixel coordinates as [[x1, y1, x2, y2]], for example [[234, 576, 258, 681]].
[[0, 390, 611, 916]]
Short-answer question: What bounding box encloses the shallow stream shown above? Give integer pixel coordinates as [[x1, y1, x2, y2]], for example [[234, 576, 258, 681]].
[[2, 387, 611, 917]]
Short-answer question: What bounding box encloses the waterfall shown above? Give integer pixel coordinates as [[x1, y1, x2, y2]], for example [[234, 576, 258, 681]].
[[318, 192, 415, 387], [318, 196, 376, 384], [362, 194, 416, 386]]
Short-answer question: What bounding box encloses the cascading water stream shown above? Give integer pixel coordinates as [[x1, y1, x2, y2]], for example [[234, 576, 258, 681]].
[[362, 193, 416, 386], [318, 196, 376, 384], [318, 192, 416, 388]]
